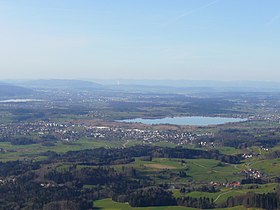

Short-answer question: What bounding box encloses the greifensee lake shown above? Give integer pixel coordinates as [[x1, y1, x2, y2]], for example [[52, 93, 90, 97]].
[[119, 116, 246, 126]]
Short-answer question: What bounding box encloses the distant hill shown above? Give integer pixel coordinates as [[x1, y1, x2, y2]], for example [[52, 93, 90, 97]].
[[10, 79, 103, 90], [0, 83, 34, 97], [98, 80, 280, 93]]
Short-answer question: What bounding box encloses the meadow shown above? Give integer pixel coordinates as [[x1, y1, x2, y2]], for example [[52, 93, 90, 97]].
[[0, 139, 129, 161], [93, 199, 261, 210]]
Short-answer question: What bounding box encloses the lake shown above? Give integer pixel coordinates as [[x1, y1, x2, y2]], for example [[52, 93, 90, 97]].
[[119, 116, 246, 126], [0, 99, 44, 103]]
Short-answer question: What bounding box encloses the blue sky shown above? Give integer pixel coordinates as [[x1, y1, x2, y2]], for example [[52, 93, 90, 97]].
[[0, 0, 279, 81]]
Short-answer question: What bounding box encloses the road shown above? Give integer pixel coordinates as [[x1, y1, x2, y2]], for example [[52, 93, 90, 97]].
[[214, 190, 232, 202], [123, 140, 130, 148]]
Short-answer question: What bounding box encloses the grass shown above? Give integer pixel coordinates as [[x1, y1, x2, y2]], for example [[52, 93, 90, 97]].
[[94, 199, 196, 210], [115, 158, 186, 170], [174, 183, 278, 205], [217, 147, 242, 155], [152, 142, 180, 148], [93, 199, 260, 210], [144, 163, 177, 170], [144, 158, 186, 169], [185, 190, 239, 204], [114, 157, 243, 183], [112, 157, 243, 187], [249, 158, 280, 175], [186, 159, 241, 182], [0, 139, 141, 162]]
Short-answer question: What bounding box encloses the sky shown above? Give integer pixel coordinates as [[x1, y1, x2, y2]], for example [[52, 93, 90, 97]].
[[0, 0, 280, 81]]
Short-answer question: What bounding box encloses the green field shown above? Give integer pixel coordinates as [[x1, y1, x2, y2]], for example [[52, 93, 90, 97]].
[[94, 199, 196, 210], [0, 137, 278, 210], [250, 158, 280, 175], [186, 159, 241, 182], [217, 147, 242, 155], [175, 183, 277, 204], [119, 157, 243, 183], [0, 139, 138, 161], [93, 199, 261, 210]]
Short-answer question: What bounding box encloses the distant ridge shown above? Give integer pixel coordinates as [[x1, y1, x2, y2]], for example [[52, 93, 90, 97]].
[[97, 79, 280, 88], [0, 83, 34, 97], [97, 80, 280, 92], [11, 79, 103, 90]]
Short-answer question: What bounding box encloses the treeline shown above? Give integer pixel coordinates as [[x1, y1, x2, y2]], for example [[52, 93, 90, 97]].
[[113, 186, 214, 209], [0, 180, 93, 209], [0, 166, 142, 209], [0, 145, 242, 209], [44, 167, 216, 209], [0, 136, 36, 145], [178, 196, 215, 209], [10, 107, 90, 121], [46, 145, 242, 165], [0, 159, 217, 209], [109, 97, 237, 116], [45, 167, 124, 185], [0, 160, 40, 176], [266, 150, 280, 159], [226, 190, 280, 210], [0, 133, 59, 145], [128, 187, 176, 207], [215, 128, 280, 148]]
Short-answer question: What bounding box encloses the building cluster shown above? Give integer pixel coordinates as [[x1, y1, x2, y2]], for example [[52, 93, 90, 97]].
[[0, 177, 16, 185], [210, 181, 241, 188], [0, 121, 79, 141], [85, 126, 196, 144], [198, 141, 215, 148], [240, 169, 263, 179], [242, 153, 253, 159], [0, 121, 211, 145], [40, 183, 65, 188]]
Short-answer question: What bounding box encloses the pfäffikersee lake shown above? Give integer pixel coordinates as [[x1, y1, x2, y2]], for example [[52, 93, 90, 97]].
[[119, 116, 246, 126]]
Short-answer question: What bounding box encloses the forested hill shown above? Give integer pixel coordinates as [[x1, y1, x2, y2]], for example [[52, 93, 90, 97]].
[[0, 83, 34, 97], [13, 79, 103, 90]]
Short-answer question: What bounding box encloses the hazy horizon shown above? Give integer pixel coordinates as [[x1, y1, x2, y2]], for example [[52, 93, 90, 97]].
[[1, 0, 280, 81]]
